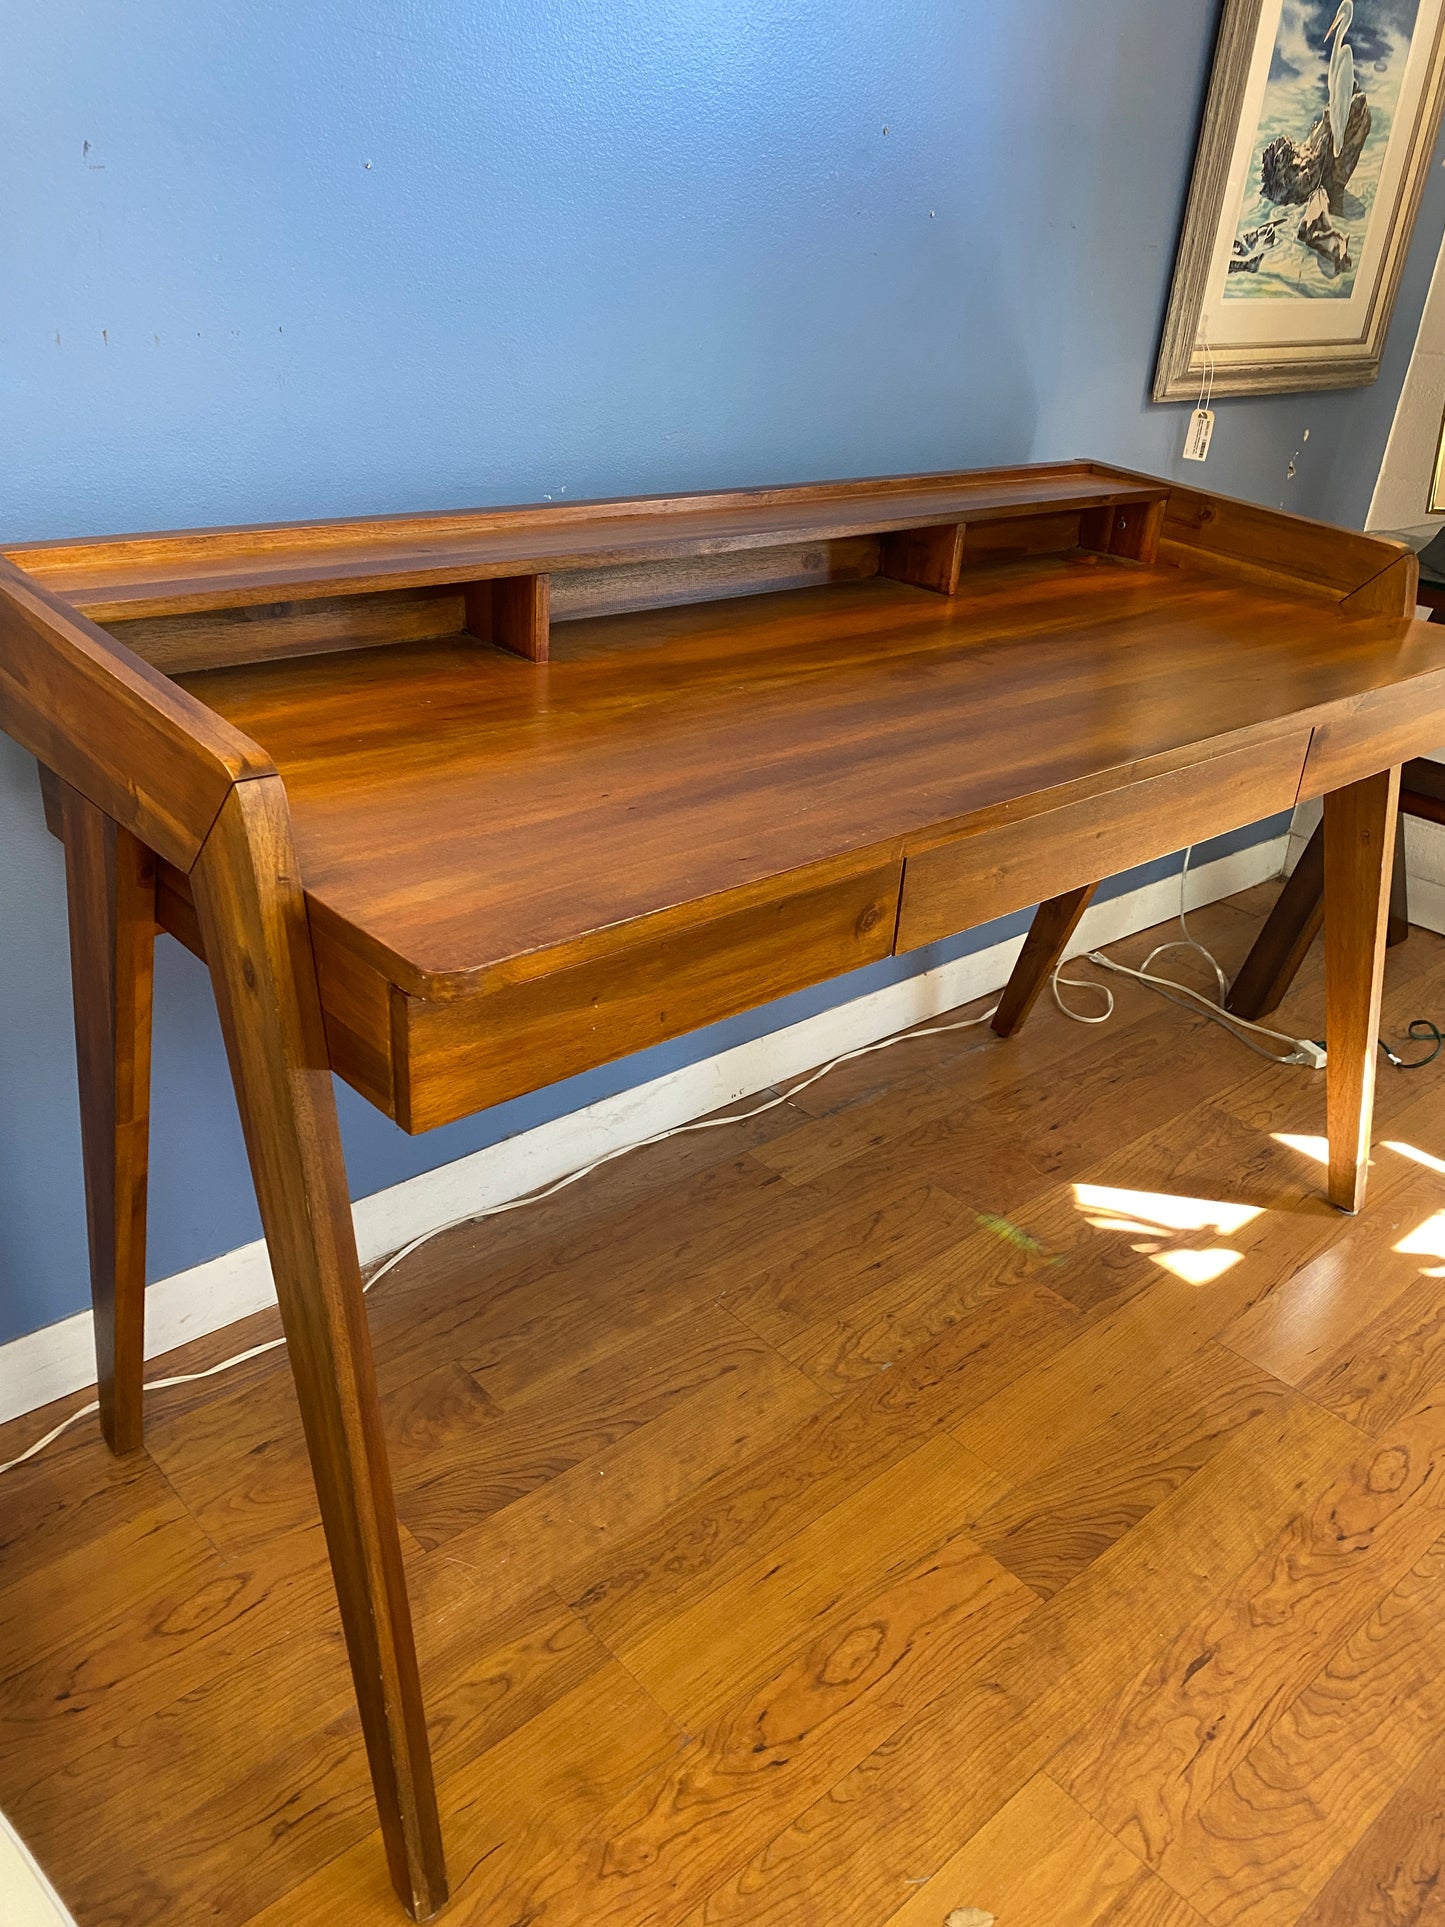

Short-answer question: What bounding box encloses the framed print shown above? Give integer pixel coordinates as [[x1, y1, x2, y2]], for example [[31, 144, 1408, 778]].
[[1155, 0, 1445, 400], [1433, 399, 1445, 510]]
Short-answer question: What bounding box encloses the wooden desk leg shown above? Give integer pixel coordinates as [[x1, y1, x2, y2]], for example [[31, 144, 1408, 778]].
[[1227, 811, 1409, 1023], [1325, 767, 1400, 1215], [58, 783, 155, 1456], [992, 884, 1098, 1037], [1226, 820, 1324, 1022], [192, 780, 448, 1922]]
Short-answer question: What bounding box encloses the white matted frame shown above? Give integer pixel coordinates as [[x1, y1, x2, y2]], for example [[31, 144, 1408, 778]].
[[1155, 0, 1445, 401]]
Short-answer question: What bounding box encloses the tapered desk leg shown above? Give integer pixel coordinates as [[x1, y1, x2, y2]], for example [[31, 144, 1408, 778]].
[[1226, 820, 1324, 1022], [192, 780, 448, 1922], [1228, 812, 1409, 1023], [1325, 768, 1400, 1215], [992, 883, 1098, 1038], [58, 783, 155, 1456]]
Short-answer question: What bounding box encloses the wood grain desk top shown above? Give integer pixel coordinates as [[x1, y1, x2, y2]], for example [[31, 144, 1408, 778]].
[[176, 553, 1445, 1001], [10, 456, 1438, 1131]]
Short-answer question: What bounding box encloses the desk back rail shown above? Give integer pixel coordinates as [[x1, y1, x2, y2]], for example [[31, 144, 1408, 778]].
[[6, 464, 1176, 673], [7, 463, 1413, 684]]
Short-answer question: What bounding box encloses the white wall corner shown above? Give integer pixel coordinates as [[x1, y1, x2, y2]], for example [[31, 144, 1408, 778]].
[[1367, 227, 1445, 540], [1402, 814, 1445, 936], [0, 833, 1290, 1428]]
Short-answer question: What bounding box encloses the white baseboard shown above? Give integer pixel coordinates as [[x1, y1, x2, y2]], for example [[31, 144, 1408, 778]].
[[1403, 817, 1445, 935], [0, 1805, 77, 1926], [0, 835, 1288, 1428]]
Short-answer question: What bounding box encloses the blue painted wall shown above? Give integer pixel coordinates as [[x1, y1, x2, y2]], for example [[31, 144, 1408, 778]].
[[3, 0, 1444, 1346]]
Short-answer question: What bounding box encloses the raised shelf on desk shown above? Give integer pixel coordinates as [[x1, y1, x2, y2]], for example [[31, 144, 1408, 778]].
[[6, 464, 1167, 618]]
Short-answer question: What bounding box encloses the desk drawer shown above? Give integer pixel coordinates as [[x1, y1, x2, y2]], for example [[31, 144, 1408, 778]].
[[391, 861, 902, 1132], [897, 732, 1311, 952]]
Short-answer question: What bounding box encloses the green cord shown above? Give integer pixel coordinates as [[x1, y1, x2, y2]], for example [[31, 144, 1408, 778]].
[[1380, 1020, 1444, 1071]]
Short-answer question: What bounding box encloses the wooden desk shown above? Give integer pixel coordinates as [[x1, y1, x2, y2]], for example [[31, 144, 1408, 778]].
[[0, 462, 1438, 1919]]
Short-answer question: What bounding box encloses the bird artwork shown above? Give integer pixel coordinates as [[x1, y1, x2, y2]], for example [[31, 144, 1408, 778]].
[[1230, 0, 1394, 297], [1257, 3, 1370, 220], [1154, 0, 1440, 397], [1325, 0, 1356, 153]]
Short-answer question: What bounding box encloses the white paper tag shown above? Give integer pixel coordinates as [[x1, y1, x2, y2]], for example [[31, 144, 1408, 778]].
[[1183, 407, 1215, 462]]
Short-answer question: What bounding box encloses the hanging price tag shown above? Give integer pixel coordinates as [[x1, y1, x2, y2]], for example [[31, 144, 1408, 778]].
[[1183, 408, 1215, 463]]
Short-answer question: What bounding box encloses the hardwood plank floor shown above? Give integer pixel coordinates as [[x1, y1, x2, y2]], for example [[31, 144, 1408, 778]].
[[5, 880, 1445, 1925]]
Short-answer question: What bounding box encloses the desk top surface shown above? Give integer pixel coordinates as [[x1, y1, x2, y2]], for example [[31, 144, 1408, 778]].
[[178, 551, 1445, 998]]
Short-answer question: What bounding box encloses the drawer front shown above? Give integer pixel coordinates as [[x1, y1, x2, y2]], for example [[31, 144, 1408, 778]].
[[313, 929, 398, 1118], [897, 732, 1311, 953], [393, 861, 902, 1133], [1298, 673, 1445, 801]]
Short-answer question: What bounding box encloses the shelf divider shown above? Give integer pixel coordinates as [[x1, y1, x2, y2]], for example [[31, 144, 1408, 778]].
[[879, 523, 966, 596], [465, 574, 550, 662]]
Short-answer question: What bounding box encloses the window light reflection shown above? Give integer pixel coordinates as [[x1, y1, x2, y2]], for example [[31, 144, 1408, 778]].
[[1152, 1249, 1244, 1285], [1072, 1185, 1262, 1236], [1072, 1184, 1262, 1288], [1382, 1141, 1445, 1177], [1271, 1133, 1328, 1165], [1394, 1209, 1445, 1278]]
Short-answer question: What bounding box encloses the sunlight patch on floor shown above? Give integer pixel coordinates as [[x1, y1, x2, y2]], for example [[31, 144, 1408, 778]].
[[1072, 1183, 1262, 1287], [1383, 1140, 1445, 1177], [1073, 1185, 1261, 1236], [1272, 1132, 1328, 1165], [1151, 1249, 1244, 1285], [1394, 1208, 1445, 1277]]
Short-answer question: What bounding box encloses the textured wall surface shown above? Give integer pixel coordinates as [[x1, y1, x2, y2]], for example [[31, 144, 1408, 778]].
[[3, 0, 1445, 1343]]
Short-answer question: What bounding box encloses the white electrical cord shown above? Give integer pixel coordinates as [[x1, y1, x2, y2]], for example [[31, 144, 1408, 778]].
[[1080, 953, 1326, 1066], [0, 999, 1003, 1478], [1051, 847, 1326, 1068]]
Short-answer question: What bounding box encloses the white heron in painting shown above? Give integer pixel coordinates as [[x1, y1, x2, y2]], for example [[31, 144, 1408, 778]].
[[1324, 0, 1355, 155]]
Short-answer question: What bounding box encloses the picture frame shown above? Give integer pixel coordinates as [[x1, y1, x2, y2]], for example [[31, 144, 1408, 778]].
[[1154, 0, 1445, 402], [1433, 397, 1445, 510]]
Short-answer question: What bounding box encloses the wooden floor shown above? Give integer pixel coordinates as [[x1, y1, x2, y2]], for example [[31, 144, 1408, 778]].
[[7, 879, 1445, 1927]]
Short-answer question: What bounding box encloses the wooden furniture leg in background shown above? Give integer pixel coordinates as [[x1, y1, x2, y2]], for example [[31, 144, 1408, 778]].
[[58, 782, 156, 1456], [192, 779, 448, 1922], [1229, 788, 1417, 1023], [1225, 819, 1325, 1023], [1325, 767, 1400, 1214], [992, 883, 1098, 1037]]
